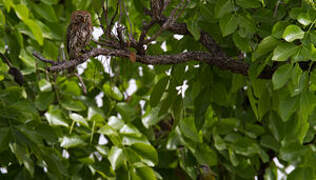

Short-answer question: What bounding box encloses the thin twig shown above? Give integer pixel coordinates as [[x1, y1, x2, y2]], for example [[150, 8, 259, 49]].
[[0, 53, 13, 67], [0, 53, 24, 85], [33, 52, 59, 65], [139, 20, 155, 43], [122, 0, 136, 44], [162, 0, 171, 12], [106, 0, 120, 36], [93, 39, 120, 49], [105, 0, 109, 25], [116, 25, 126, 48], [144, 0, 185, 44], [75, 73, 87, 94], [98, 4, 107, 34], [273, 0, 281, 17]]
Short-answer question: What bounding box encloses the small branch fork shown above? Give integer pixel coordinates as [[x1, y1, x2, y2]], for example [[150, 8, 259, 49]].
[[32, 0, 275, 79], [0, 53, 24, 85]]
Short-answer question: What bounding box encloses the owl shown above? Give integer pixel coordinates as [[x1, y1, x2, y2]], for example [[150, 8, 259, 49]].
[[66, 10, 93, 60], [151, 0, 164, 20]]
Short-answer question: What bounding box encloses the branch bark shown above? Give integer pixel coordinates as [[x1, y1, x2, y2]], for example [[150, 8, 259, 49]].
[[32, 3, 276, 79], [33, 48, 273, 79], [151, 14, 275, 79]]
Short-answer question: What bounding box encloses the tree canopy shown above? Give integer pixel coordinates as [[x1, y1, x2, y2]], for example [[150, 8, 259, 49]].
[[0, 0, 316, 179]]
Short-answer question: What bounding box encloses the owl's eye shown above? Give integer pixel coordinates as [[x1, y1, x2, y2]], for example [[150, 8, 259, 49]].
[[79, 15, 84, 21]]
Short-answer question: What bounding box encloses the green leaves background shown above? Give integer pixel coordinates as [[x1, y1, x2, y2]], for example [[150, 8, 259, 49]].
[[0, 0, 316, 179]]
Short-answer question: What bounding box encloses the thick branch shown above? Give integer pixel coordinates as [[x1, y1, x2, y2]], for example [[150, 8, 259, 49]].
[[32, 48, 267, 78], [32, 3, 275, 79], [153, 15, 274, 79]]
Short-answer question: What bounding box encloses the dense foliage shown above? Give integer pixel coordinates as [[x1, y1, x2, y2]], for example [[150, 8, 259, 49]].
[[0, 0, 316, 179]]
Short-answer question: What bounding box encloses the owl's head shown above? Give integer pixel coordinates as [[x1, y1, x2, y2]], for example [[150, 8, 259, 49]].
[[71, 10, 91, 24]]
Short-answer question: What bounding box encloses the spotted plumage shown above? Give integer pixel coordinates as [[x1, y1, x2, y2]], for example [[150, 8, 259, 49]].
[[66, 10, 93, 60]]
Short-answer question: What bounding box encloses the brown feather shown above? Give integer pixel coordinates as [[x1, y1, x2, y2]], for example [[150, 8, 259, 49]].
[[66, 10, 92, 60]]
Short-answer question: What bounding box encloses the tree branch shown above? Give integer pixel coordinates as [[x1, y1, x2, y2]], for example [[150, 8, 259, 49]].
[[0, 53, 24, 85], [151, 13, 275, 79], [32, 1, 275, 80], [32, 48, 274, 79]]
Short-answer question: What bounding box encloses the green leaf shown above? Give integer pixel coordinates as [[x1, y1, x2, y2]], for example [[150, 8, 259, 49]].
[[37, 20, 62, 40], [116, 103, 137, 122], [103, 83, 124, 101], [60, 136, 86, 148], [186, 18, 200, 40], [0, 9, 5, 26], [233, 137, 257, 156], [119, 124, 142, 137], [300, 91, 316, 121], [108, 146, 125, 170], [87, 106, 104, 120], [236, 0, 261, 8], [31, 2, 58, 22], [60, 80, 81, 96], [288, 167, 313, 180], [23, 156, 35, 177], [193, 144, 217, 166], [19, 49, 36, 74], [99, 124, 117, 136], [194, 87, 212, 130], [132, 166, 157, 180], [24, 19, 44, 45], [99, 124, 121, 146], [0, 39, 5, 54], [108, 116, 125, 130], [38, 79, 52, 92], [260, 135, 280, 152], [40, 0, 58, 5], [228, 148, 239, 166], [159, 88, 177, 116], [69, 113, 89, 127], [297, 12, 312, 26], [272, 21, 288, 39], [219, 14, 238, 37], [150, 76, 169, 107], [142, 106, 161, 128], [61, 99, 86, 112], [214, 0, 233, 18], [35, 92, 55, 111], [44, 105, 69, 127], [131, 143, 158, 166], [14, 4, 29, 20], [133, 0, 145, 14], [233, 32, 252, 52], [279, 140, 304, 162], [272, 43, 299, 61], [282, 25, 305, 42], [238, 15, 256, 38], [272, 63, 292, 90], [253, 36, 280, 60], [216, 118, 240, 135], [0, 127, 11, 152], [122, 135, 150, 146], [178, 148, 198, 179], [258, 88, 270, 120], [3, 0, 13, 12], [289, 8, 303, 20], [279, 95, 299, 122], [179, 116, 202, 143], [310, 68, 316, 90], [79, 156, 95, 164]]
